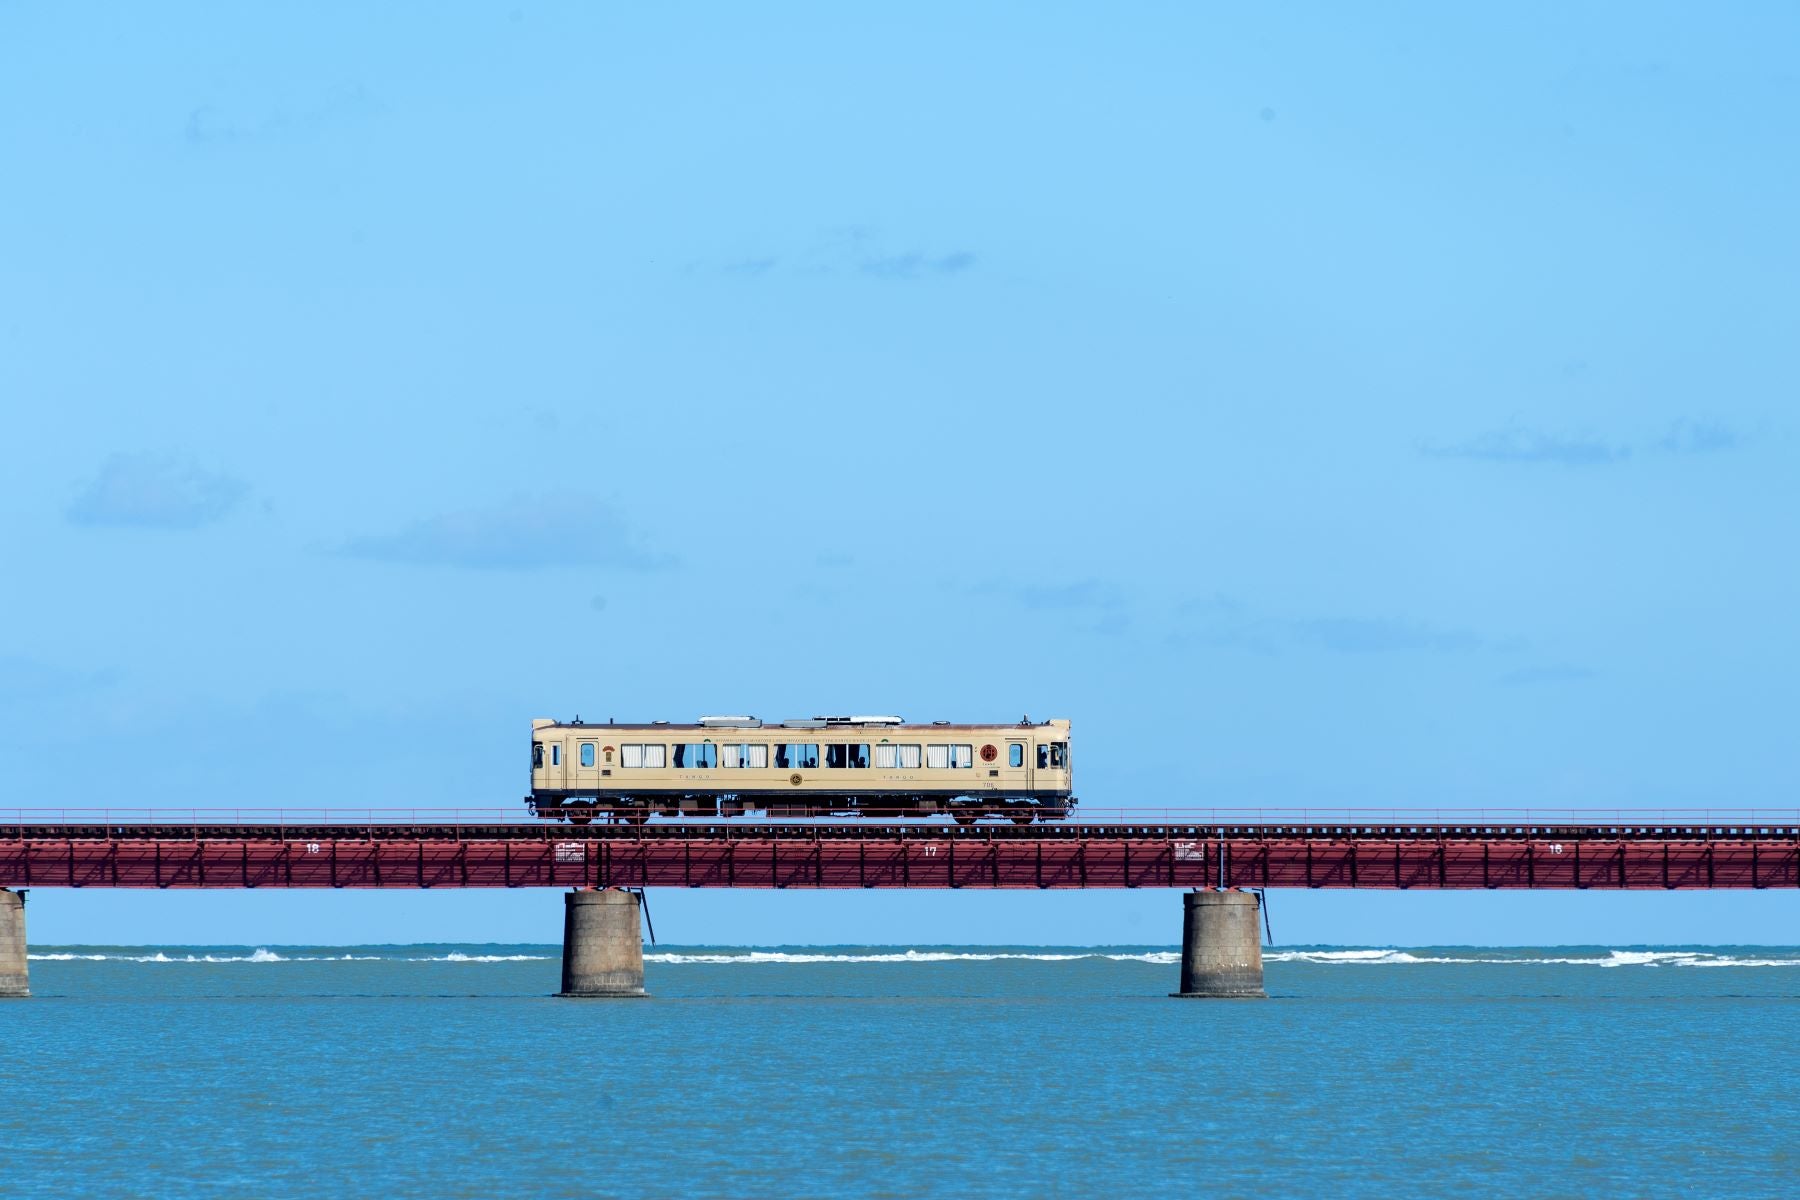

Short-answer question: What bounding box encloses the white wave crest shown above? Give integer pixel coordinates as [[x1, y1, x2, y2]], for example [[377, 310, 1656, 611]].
[[1267, 948, 1800, 968], [651, 950, 1067, 965], [645, 949, 1184, 965], [1266, 949, 1430, 964], [27, 948, 390, 963], [133, 948, 290, 963], [28, 952, 112, 961], [408, 953, 553, 962]]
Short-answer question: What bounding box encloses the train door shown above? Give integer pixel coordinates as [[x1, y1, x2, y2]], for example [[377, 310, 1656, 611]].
[[542, 737, 567, 792], [1008, 739, 1033, 794]]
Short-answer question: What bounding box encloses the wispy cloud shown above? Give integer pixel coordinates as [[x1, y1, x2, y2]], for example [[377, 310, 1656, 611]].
[[67, 454, 249, 529], [1177, 594, 1495, 656], [706, 227, 977, 283], [0, 656, 122, 713], [341, 494, 671, 570], [1290, 617, 1485, 654], [1422, 425, 1629, 466], [1655, 419, 1742, 456], [859, 251, 976, 280], [722, 258, 778, 278], [979, 579, 1129, 634], [186, 83, 378, 145], [1013, 581, 1124, 611], [1498, 663, 1597, 687], [1174, 595, 1281, 653], [1425, 418, 1754, 466]]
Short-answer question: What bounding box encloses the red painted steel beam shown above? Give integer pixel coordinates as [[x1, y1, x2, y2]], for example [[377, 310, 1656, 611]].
[[0, 833, 1796, 889]]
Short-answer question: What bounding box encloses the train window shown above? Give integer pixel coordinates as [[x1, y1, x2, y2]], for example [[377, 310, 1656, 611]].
[[533, 742, 544, 769], [580, 743, 596, 768], [774, 743, 820, 770], [551, 745, 561, 767], [719, 744, 769, 769], [825, 744, 870, 769], [927, 744, 973, 769], [1051, 742, 1068, 769], [672, 743, 718, 769], [1009, 744, 1024, 768], [874, 744, 922, 769], [621, 744, 667, 769], [1037, 745, 1049, 769]]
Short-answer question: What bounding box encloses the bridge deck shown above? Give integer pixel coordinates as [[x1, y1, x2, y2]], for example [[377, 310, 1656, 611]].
[[4, 821, 1798, 889]]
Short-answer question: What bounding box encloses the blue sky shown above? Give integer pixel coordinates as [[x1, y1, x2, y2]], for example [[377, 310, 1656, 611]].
[[4, 2, 1797, 945]]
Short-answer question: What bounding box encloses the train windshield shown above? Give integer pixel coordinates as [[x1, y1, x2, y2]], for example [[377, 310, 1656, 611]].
[[532, 742, 543, 769]]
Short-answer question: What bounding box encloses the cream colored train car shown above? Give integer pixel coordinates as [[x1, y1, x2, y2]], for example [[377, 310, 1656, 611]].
[[528, 715, 1073, 823]]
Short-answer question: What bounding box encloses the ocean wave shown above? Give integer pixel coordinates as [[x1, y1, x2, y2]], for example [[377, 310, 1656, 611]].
[[650, 950, 1082, 965], [646, 948, 1800, 968], [28, 949, 384, 963], [25, 949, 548, 964], [645, 950, 1184, 965], [1266, 949, 1428, 964], [28, 952, 113, 962], [1265, 948, 1800, 968]]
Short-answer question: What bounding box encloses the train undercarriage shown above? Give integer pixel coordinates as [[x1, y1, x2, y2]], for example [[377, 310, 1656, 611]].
[[527, 794, 1074, 826]]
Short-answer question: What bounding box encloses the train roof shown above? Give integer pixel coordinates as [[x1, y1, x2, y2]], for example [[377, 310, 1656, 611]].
[[532, 716, 1070, 733]]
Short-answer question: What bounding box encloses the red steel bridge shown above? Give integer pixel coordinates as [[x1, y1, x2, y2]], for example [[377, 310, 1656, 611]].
[[5, 810, 1800, 891]]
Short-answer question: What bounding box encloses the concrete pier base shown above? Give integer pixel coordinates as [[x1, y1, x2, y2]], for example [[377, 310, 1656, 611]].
[[0, 889, 27, 999], [1172, 889, 1265, 998], [558, 888, 647, 998]]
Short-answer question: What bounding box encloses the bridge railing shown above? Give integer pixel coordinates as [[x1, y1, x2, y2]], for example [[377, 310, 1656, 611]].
[[3, 806, 1800, 828]]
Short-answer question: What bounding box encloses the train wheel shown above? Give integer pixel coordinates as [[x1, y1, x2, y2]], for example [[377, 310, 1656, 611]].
[[566, 803, 595, 826], [953, 812, 976, 826], [621, 811, 648, 827], [1011, 812, 1035, 825]]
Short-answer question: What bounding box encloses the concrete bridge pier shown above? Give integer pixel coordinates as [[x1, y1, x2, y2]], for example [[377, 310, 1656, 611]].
[[558, 888, 647, 998], [1172, 889, 1265, 999], [1, 889, 27, 998]]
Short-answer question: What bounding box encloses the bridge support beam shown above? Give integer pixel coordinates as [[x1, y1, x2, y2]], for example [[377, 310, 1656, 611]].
[[558, 888, 647, 998], [0, 889, 27, 998], [1172, 889, 1264, 999]]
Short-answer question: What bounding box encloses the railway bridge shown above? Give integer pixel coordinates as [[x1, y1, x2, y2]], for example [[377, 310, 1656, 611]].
[[5, 811, 1798, 1000]]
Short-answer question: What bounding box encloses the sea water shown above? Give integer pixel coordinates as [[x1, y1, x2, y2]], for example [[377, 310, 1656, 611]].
[[5, 945, 1796, 1197]]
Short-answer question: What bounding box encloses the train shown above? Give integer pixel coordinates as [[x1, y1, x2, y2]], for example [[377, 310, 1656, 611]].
[[528, 715, 1073, 823]]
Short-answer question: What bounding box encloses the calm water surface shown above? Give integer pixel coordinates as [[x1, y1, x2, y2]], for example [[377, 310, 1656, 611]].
[[4, 944, 1796, 1197]]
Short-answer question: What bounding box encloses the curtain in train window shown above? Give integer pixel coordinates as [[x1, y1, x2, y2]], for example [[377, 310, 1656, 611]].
[[642, 744, 667, 768], [722, 743, 770, 769], [926, 744, 948, 769], [875, 744, 922, 769], [947, 744, 973, 768], [621, 744, 644, 768]]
